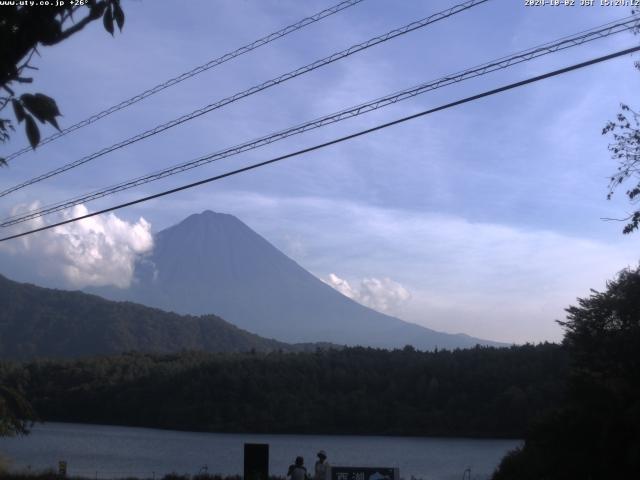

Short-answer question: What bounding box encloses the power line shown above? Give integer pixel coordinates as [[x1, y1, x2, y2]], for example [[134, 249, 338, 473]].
[[0, 0, 489, 198], [2, 0, 365, 163], [3, 14, 638, 227], [2, 45, 638, 243]]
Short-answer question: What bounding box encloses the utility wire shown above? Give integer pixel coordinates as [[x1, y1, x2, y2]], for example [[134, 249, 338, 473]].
[[2, 0, 365, 163], [0, 0, 489, 198], [2, 45, 638, 243], [3, 14, 638, 227]]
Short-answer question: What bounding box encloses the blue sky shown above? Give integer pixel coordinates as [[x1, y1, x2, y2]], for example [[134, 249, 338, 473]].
[[1, 0, 639, 343]]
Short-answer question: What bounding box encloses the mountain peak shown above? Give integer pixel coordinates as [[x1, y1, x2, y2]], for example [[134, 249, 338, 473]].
[[200, 209, 226, 218], [93, 211, 504, 350], [180, 210, 237, 225], [169, 210, 251, 240]]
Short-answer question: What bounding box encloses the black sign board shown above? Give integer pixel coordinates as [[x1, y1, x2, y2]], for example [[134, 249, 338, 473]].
[[244, 443, 269, 480], [331, 466, 398, 480]]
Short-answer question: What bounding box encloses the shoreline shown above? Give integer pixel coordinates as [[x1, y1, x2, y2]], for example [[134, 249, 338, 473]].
[[18, 421, 525, 442]]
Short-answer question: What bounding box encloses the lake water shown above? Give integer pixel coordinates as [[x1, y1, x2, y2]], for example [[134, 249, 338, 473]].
[[0, 423, 520, 480]]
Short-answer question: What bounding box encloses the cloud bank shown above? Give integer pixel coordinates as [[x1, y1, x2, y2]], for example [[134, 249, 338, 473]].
[[325, 273, 411, 314], [1, 204, 153, 288]]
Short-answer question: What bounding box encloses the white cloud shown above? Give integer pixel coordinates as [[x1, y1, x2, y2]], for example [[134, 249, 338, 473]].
[[325, 273, 411, 314], [325, 273, 357, 299], [359, 276, 411, 312], [1, 204, 153, 288]]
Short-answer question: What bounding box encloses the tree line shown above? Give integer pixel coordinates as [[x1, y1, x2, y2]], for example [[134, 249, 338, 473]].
[[0, 343, 566, 439]]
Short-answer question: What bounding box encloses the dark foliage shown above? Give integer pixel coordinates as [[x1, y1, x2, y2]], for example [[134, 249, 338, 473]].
[[0, 343, 567, 438], [492, 267, 640, 479], [0, 0, 125, 159]]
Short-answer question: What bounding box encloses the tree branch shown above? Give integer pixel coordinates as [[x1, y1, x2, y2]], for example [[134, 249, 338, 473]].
[[49, 2, 106, 45]]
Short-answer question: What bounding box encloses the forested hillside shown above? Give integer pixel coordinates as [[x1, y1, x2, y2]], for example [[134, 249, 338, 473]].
[[0, 275, 291, 359], [0, 344, 567, 438]]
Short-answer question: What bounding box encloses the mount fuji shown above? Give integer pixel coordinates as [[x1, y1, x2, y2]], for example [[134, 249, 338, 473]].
[[90, 210, 503, 350]]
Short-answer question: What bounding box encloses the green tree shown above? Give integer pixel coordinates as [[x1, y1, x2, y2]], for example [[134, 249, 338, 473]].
[[602, 16, 640, 233], [0, 0, 125, 161], [603, 104, 640, 233], [0, 385, 35, 436], [493, 267, 640, 479]]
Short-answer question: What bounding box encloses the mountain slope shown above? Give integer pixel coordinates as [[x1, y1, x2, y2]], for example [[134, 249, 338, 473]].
[[0, 274, 292, 360], [92, 211, 502, 350]]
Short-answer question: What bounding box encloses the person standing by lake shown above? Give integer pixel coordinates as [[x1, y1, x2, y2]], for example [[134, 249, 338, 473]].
[[314, 450, 330, 480], [288, 456, 309, 480]]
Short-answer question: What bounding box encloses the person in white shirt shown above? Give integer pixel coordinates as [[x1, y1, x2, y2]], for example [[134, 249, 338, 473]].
[[314, 450, 330, 480]]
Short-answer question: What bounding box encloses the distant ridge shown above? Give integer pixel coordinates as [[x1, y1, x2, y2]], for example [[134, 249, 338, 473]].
[[92, 210, 504, 350], [0, 274, 296, 360]]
